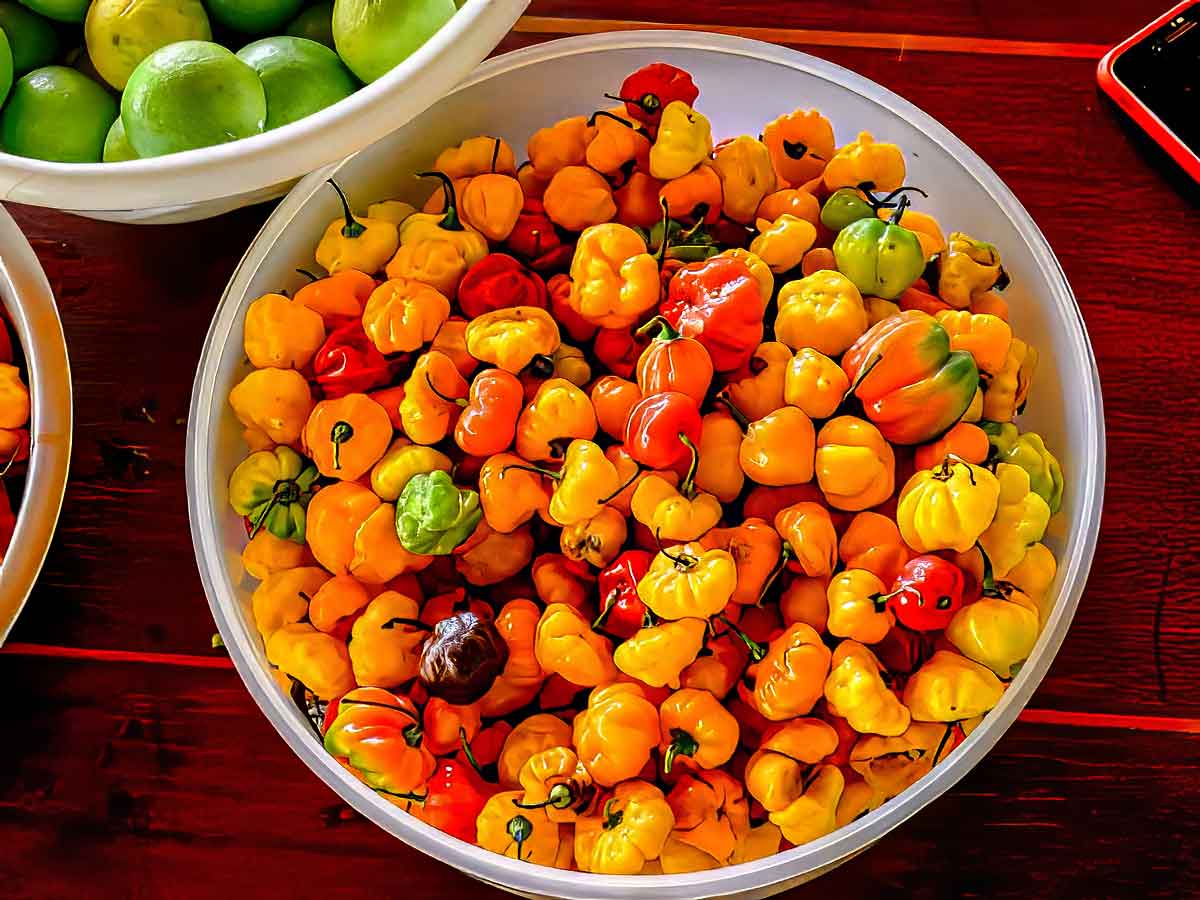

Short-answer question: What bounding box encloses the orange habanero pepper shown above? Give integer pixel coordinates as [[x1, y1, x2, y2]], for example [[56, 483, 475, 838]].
[[304, 393, 393, 482]]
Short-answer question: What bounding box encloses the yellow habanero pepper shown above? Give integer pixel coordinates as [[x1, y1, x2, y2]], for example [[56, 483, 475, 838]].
[[752, 623, 832, 720], [744, 719, 838, 818], [866, 296, 901, 326], [749, 214, 817, 274], [535, 438, 621, 527], [315, 181, 399, 275], [534, 602, 617, 688], [839, 512, 912, 587], [348, 590, 425, 688], [614, 617, 708, 689], [937, 231, 1004, 309], [694, 410, 745, 503], [649, 101, 713, 181], [878, 206, 946, 259], [814, 416, 895, 511], [824, 640, 910, 736], [567, 223, 661, 328], [303, 392, 393, 482], [630, 475, 722, 542], [243, 293, 325, 370], [826, 569, 894, 644], [398, 172, 489, 268], [361, 278, 451, 355], [637, 543, 737, 621], [982, 337, 1038, 423], [663, 771, 750, 868], [480, 452, 552, 533], [713, 135, 777, 224], [370, 438, 452, 502], [784, 347, 850, 420], [573, 682, 660, 787], [978, 462, 1051, 578], [897, 458, 1001, 553], [544, 165, 617, 232], [476, 791, 564, 866], [835, 775, 885, 828], [946, 584, 1040, 678], [366, 199, 417, 225], [758, 762, 844, 846], [497, 713, 574, 788], [822, 131, 906, 193], [456, 524, 535, 586], [774, 502, 838, 578], [849, 721, 949, 798], [350, 502, 433, 584], [265, 622, 355, 699], [1005, 542, 1058, 623], [740, 406, 816, 486], [934, 310, 1012, 376], [762, 108, 835, 187], [527, 115, 596, 179], [241, 529, 311, 581], [724, 341, 790, 420], [560, 506, 627, 569], [515, 378, 598, 463], [398, 350, 468, 446], [717, 248, 774, 309], [517, 746, 597, 824], [435, 135, 518, 179], [903, 650, 1005, 721], [228, 367, 315, 450], [574, 780, 675, 875], [384, 239, 468, 300], [251, 566, 327, 639], [551, 342, 591, 388], [658, 688, 740, 774], [776, 269, 869, 357], [465, 306, 561, 374], [586, 108, 652, 175], [461, 173, 524, 242]]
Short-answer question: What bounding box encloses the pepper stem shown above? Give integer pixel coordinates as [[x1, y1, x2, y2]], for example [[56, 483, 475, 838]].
[[715, 393, 750, 431], [329, 421, 354, 471], [678, 433, 700, 499], [380, 617, 434, 632], [977, 542, 997, 593], [756, 544, 793, 607], [459, 725, 484, 776], [586, 109, 650, 136], [782, 139, 823, 162], [525, 354, 556, 380], [295, 268, 320, 283], [501, 462, 563, 482], [327, 179, 365, 239], [490, 137, 502, 173], [425, 371, 467, 406], [603, 91, 660, 115], [506, 814, 533, 860], [596, 464, 641, 504], [416, 171, 464, 232], [600, 797, 624, 830], [888, 194, 912, 225], [717, 614, 768, 663], [634, 314, 680, 341], [654, 197, 671, 270], [336, 696, 420, 721], [662, 727, 700, 775], [656, 528, 698, 569], [513, 783, 575, 811], [402, 723, 424, 748], [930, 722, 958, 767], [375, 787, 428, 802]]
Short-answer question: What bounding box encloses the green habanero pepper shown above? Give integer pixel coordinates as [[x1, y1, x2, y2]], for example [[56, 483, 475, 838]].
[[832, 196, 925, 300], [395, 469, 483, 555], [981, 422, 1064, 514], [228, 446, 318, 543], [820, 188, 876, 232]]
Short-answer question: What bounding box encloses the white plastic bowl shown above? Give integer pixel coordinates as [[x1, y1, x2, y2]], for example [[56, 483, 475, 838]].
[[188, 31, 1105, 899], [0, 0, 528, 225], [0, 204, 71, 644]]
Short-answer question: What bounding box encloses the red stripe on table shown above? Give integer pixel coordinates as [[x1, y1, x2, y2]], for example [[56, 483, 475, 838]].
[[4, 642, 1199, 734], [513, 16, 1110, 59]]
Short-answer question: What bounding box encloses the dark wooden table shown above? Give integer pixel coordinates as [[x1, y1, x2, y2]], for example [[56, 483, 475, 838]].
[[3, 4, 1199, 898]]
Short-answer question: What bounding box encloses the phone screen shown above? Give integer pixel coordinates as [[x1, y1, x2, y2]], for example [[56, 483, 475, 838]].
[[1112, 5, 1200, 153]]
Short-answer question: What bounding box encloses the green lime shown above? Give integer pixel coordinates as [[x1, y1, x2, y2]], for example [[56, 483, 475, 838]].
[[0, 2, 58, 74], [85, 0, 212, 90], [122, 40, 266, 157], [1, 66, 118, 162], [102, 115, 138, 161], [16, 0, 87, 23], [0, 29, 11, 105], [286, 2, 333, 49], [237, 36, 356, 130], [206, 0, 302, 34], [332, 0, 454, 84]]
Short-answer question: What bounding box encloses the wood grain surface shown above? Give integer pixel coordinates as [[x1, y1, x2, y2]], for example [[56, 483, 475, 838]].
[[2, 3, 1198, 898]]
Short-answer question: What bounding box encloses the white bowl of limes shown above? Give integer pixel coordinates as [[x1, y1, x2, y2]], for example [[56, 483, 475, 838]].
[[0, 0, 527, 224]]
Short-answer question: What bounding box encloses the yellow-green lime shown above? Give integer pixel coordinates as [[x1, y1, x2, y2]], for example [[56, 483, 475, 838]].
[[332, 0, 455, 84], [0, 28, 11, 104], [85, 0, 212, 90], [286, 3, 333, 50], [1, 66, 118, 162], [237, 36, 356, 130], [0, 2, 58, 74], [102, 116, 138, 161], [206, 0, 303, 34], [16, 0, 87, 23], [121, 40, 266, 157]]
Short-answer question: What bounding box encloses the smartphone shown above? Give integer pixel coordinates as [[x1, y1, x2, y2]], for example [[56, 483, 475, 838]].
[[1098, 0, 1200, 181]]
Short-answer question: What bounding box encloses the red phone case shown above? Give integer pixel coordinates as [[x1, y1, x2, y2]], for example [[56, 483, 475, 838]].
[[1097, 0, 1200, 182]]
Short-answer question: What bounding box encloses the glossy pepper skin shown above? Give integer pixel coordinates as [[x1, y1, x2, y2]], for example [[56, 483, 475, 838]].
[[661, 256, 764, 372], [435, 135, 518, 179], [251, 566, 326, 638], [516, 377, 599, 463], [745, 721, 839, 817], [978, 462, 1051, 579], [228, 446, 317, 543], [897, 457, 1001, 553], [586, 107, 652, 175], [982, 336, 1037, 423], [527, 115, 596, 179], [228, 366, 315, 450], [475, 791, 564, 865], [624, 390, 702, 470], [516, 746, 597, 824], [747, 755, 844, 847], [982, 422, 1063, 514], [825, 569, 894, 644], [613, 62, 699, 129], [823, 640, 910, 736], [312, 320, 394, 400], [814, 416, 895, 511], [762, 108, 835, 186], [630, 474, 722, 543], [418, 610, 509, 705], [478, 453, 550, 534], [713, 135, 777, 224], [842, 310, 980, 446], [692, 410, 745, 504], [739, 407, 817, 487], [303, 393, 392, 482], [461, 173, 524, 242], [497, 713, 574, 788], [886, 555, 966, 631], [937, 231, 1004, 309], [833, 205, 926, 301], [315, 181, 400, 275], [775, 269, 869, 358], [849, 721, 951, 800], [457, 253, 547, 319], [399, 350, 468, 446], [567, 223, 661, 329], [822, 131, 905, 193], [538, 439, 622, 527], [347, 591, 426, 687], [398, 172, 489, 269], [774, 501, 838, 578], [451, 369, 523, 457], [752, 623, 832, 721], [304, 481, 380, 575], [574, 780, 675, 874], [784, 347, 850, 420], [361, 277, 451, 355], [903, 650, 1005, 721], [323, 688, 435, 796], [649, 101, 713, 180], [591, 375, 642, 442], [465, 305, 560, 375], [701, 519, 783, 606], [748, 214, 817, 274], [534, 602, 617, 688], [665, 770, 750, 866], [544, 165, 618, 231], [416, 757, 494, 844], [946, 583, 1040, 679], [913, 421, 990, 472], [573, 682, 661, 787], [934, 309, 1012, 376], [371, 439, 451, 502], [659, 688, 740, 774], [724, 341, 789, 421], [637, 542, 737, 621], [243, 292, 325, 370], [295, 269, 375, 322], [614, 617, 708, 689], [634, 317, 714, 405], [595, 550, 653, 639], [395, 470, 483, 556]]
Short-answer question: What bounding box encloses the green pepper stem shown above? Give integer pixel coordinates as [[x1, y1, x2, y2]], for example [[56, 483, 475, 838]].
[[506, 813, 533, 859], [327, 179, 365, 239], [678, 433, 700, 499], [425, 372, 467, 407], [458, 725, 484, 776], [329, 421, 354, 471], [501, 462, 563, 482], [654, 197, 671, 270], [976, 542, 997, 593], [714, 393, 750, 431], [717, 614, 768, 663], [402, 723, 423, 748], [655, 528, 698, 570], [248, 480, 294, 539], [600, 797, 625, 830], [603, 91, 660, 115], [513, 783, 575, 811], [416, 170, 464, 232], [596, 463, 641, 504], [634, 314, 680, 342], [662, 728, 700, 775]]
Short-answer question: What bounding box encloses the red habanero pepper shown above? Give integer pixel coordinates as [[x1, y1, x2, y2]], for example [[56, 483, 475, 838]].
[[608, 62, 699, 130], [505, 198, 562, 262], [529, 242, 577, 274], [368, 384, 406, 431], [660, 257, 764, 372], [457, 253, 548, 319], [634, 315, 714, 405], [312, 320, 395, 398], [594, 550, 653, 639], [548, 274, 597, 343], [0, 486, 15, 559], [454, 369, 524, 456], [0, 319, 12, 363], [624, 390, 702, 469], [593, 326, 644, 379], [418, 757, 495, 843], [883, 555, 966, 631]]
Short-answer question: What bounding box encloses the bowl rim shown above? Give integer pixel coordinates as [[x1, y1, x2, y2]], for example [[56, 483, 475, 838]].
[[0, 204, 73, 645], [0, 0, 529, 213], [188, 30, 1106, 898]]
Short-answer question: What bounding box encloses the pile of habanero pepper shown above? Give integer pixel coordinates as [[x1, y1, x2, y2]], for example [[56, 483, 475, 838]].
[[0, 311, 32, 558], [225, 61, 1065, 874]]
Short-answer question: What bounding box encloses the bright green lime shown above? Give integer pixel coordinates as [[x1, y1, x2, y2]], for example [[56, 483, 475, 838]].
[[0, 29, 11, 105], [85, 0, 212, 90], [332, 0, 454, 83], [121, 40, 266, 157], [0, 2, 58, 74], [206, 0, 303, 33], [237, 36, 356, 130], [1, 66, 118, 162], [285, 2, 333, 49], [16, 0, 87, 23], [102, 116, 138, 161]]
